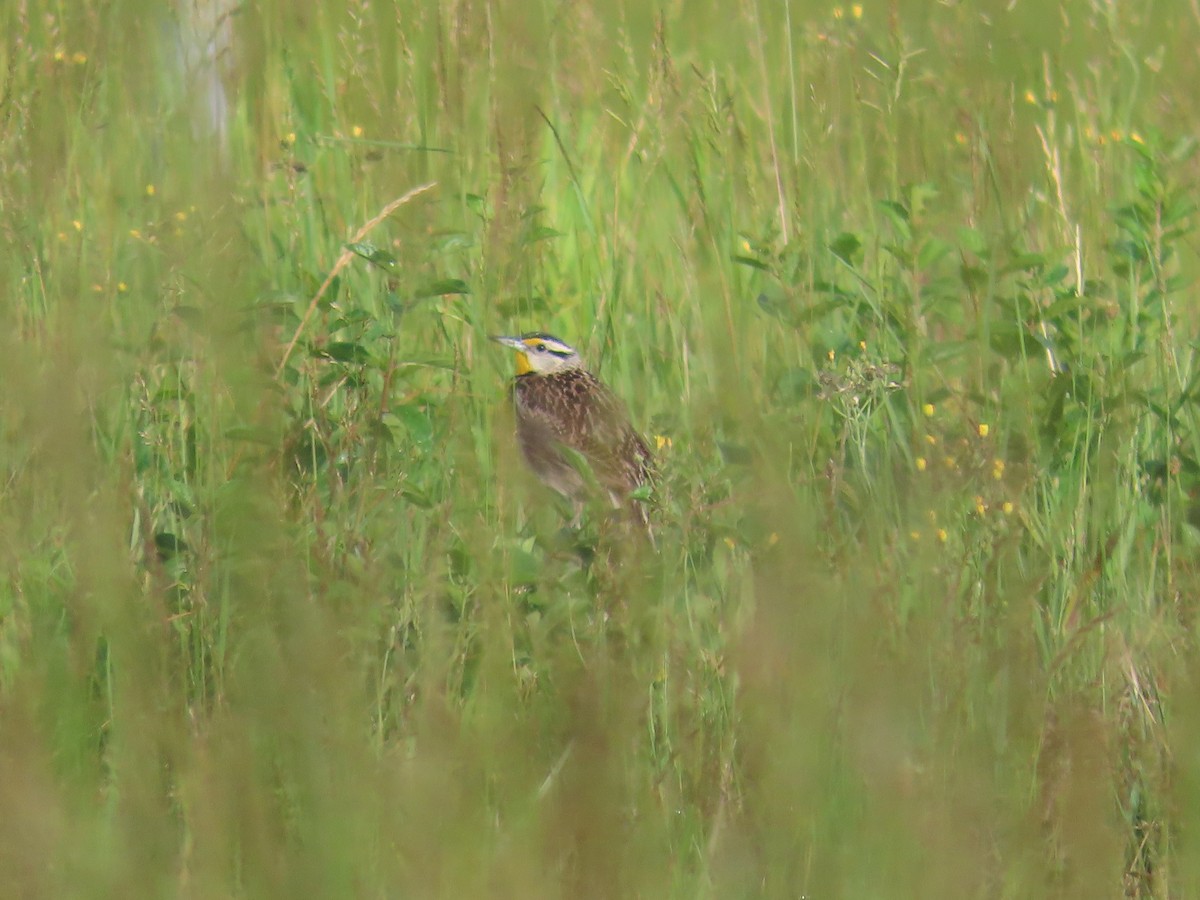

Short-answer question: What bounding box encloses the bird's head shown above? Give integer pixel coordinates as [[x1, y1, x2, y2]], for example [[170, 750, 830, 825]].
[[490, 332, 583, 376]]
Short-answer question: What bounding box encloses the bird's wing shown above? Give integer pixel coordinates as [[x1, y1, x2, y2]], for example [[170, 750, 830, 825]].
[[578, 380, 655, 490]]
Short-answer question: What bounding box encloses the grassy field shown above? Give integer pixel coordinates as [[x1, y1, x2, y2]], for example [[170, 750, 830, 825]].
[[2, 0, 1200, 895]]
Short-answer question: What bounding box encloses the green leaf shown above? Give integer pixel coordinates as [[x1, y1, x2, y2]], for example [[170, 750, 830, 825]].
[[829, 232, 862, 266], [509, 546, 541, 584], [877, 200, 912, 241], [391, 404, 433, 450], [717, 442, 753, 465], [732, 254, 770, 271], [1173, 369, 1200, 412], [987, 320, 1027, 360], [810, 281, 854, 300], [909, 182, 939, 218], [1133, 162, 1164, 203], [628, 483, 654, 502], [413, 278, 471, 298], [167, 478, 197, 516], [1166, 273, 1194, 293], [522, 225, 563, 244], [154, 532, 188, 557], [311, 275, 341, 306], [1039, 264, 1070, 286], [318, 342, 373, 364], [345, 241, 398, 270], [957, 227, 988, 257], [916, 236, 952, 270], [1110, 239, 1148, 264], [1003, 251, 1047, 275], [960, 263, 988, 291], [1042, 292, 1087, 319], [400, 486, 434, 509], [133, 430, 153, 474], [756, 293, 802, 328], [1162, 194, 1197, 228], [1178, 452, 1200, 478], [465, 193, 490, 218]]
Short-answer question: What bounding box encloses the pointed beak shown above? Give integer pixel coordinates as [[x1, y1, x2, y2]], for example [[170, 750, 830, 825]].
[[489, 334, 527, 352], [490, 334, 533, 375]]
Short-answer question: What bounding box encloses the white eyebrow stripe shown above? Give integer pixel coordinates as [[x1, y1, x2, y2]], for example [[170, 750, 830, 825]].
[[524, 339, 572, 355]]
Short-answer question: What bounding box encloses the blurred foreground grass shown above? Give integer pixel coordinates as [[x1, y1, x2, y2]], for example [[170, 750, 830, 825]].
[[3, 0, 1200, 896]]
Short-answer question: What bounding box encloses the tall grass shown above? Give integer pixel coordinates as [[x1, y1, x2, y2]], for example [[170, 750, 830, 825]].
[[2, 0, 1199, 895]]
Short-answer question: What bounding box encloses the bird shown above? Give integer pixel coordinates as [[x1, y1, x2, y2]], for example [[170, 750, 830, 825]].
[[490, 332, 654, 529]]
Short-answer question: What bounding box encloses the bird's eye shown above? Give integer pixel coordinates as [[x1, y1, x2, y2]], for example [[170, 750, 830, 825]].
[[536, 343, 547, 353]]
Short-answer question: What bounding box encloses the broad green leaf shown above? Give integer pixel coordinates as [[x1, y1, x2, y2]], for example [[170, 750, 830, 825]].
[[916, 236, 952, 270], [829, 232, 862, 266], [391, 404, 433, 450], [628, 483, 653, 502], [345, 241, 398, 270], [522, 225, 563, 244], [318, 342, 373, 364], [465, 193, 489, 218], [413, 278, 471, 298], [154, 532, 188, 556], [509, 547, 541, 585]]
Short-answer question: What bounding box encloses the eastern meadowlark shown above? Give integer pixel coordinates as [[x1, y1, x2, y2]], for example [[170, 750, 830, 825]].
[[491, 332, 654, 527]]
